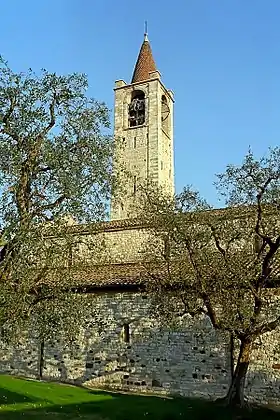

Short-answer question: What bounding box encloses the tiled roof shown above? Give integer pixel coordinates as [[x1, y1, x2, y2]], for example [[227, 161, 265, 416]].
[[72, 263, 144, 285], [43, 263, 145, 290], [131, 36, 157, 83], [46, 205, 277, 238], [43, 258, 280, 290]]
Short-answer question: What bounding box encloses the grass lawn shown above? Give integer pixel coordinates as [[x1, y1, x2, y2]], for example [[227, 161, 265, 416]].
[[0, 375, 279, 419]]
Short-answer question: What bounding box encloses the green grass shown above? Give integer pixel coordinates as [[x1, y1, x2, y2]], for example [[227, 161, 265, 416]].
[[0, 375, 278, 419]]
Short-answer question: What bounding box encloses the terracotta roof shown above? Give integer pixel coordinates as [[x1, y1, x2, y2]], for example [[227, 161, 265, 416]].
[[42, 256, 280, 290], [131, 35, 157, 83], [42, 263, 145, 289], [72, 263, 144, 285]]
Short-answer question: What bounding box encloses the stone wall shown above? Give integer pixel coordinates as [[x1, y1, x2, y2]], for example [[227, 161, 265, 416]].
[[72, 223, 155, 265], [1, 291, 280, 405], [243, 326, 280, 404], [111, 76, 174, 220]]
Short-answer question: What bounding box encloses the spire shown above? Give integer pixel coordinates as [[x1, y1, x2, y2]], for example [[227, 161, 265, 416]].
[[131, 28, 157, 84]]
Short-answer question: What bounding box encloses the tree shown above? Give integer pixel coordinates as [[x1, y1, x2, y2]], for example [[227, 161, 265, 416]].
[[139, 147, 280, 407], [0, 56, 116, 338]]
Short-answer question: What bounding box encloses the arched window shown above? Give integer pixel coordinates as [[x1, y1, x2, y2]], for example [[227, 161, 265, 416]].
[[161, 95, 170, 133], [128, 90, 145, 127]]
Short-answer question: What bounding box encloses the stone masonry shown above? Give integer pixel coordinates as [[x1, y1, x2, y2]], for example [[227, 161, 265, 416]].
[[1, 290, 280, 406]]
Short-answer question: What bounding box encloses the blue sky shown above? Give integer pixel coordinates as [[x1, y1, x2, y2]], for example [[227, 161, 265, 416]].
[[1, 0, 280, 207]]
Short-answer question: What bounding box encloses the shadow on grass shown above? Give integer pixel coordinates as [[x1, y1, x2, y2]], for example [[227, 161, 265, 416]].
[[0, 388, 279, 420], [0, 387, 42, 405]]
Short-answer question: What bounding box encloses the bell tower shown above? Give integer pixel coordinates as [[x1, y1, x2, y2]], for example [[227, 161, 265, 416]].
[[110, 32, 174, 220]]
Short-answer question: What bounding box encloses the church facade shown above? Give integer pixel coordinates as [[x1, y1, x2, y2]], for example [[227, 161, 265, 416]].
[[0, 33, 280, 406]]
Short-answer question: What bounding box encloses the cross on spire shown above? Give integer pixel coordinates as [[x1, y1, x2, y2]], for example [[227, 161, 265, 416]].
[[144, 21, 148, 41]]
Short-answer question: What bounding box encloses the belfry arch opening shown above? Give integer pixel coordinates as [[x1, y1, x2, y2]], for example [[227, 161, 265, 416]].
[[128, 90, 145, 127]]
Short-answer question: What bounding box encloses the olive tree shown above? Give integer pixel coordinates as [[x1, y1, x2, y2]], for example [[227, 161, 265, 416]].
[[0, 56, 116, 337], [139, 147, 280, 407]]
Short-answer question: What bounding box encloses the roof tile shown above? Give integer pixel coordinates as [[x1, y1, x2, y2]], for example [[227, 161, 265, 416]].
[[131, 36, 157, 83]]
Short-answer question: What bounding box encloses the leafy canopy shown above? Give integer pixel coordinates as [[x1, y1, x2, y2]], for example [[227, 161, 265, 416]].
[[0, 56, 115, 232], [0, 57, 116, 338]]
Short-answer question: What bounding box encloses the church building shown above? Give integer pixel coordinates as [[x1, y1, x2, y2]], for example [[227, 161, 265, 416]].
[[0, 32, 279, 407]]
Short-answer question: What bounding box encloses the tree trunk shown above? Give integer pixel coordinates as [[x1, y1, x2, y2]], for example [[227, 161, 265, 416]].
[[230, 333, 234, 378], [222, 338, 252, 407], [38, 339, 44, 379]]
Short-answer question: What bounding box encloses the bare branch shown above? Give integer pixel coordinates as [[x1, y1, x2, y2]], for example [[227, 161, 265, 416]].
[[255, 177, 274, 247], [35, 194, 66, 215], [209, 225, 227, 259], [43, 95, 56, 134]]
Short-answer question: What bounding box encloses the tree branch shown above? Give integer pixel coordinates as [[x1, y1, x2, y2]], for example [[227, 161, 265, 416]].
[[201, 292, 220, 329], [43, 96, 56, 134], [0, 94, 20, 142], [255, 177, 274, 247], [210, 225, 227, 259], [253, 315, 280, 337], [178, 296, 207, 318], [35, 94, 57, 140], [34, 194, 66, 215]]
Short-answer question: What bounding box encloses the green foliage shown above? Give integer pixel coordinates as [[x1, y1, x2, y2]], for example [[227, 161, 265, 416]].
[[0, 56, 115, 228], [140, 148, 280, 335], [139, 147, 280, 405], [0, 57, 117, 339], [216, 146, 280, 208]]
